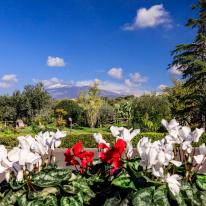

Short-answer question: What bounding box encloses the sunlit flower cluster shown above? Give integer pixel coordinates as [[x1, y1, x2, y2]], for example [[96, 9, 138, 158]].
[[137, 119, 204, 195], [0, 130, 66, 182]]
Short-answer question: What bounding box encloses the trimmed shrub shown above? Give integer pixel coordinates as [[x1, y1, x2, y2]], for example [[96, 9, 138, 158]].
[[0, 136, 18, 147], [60, 132, 165, 148]]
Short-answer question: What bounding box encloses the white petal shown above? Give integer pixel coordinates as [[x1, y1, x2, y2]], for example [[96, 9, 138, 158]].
[[130, 129, 140, 139], [0, 165, 7, 173], [0, 145, 7, 161], [152, 166, 164, 177], [122, 128, 131, 142], [110, 126, 120, 137], [161, 119, 168, 129], [55, 130, 66, 139], [168, 119, 179, 130], [170, 160, 182, 167], [54, 140, 61, 148], [194, 155, 205, 164], [5, 170, 10, 182], [7, 147, 20, 162], [16, 170, 24, 182], [193, 128, 204, 143], [18, 149, 28, 166]]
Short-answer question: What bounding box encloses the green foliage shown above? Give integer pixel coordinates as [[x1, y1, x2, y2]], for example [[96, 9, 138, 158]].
[[0, 83, 51, 125], [55, 99, 84, 125], [170, 0, 206, 128], [61, 132, 165, 148], [132, 94, 171, 132], [0, 165, 95, 206], [78, 82, 103, 128]]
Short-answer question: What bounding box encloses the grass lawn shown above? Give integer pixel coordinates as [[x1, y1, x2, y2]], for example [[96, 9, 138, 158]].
[[0, 125, 111, 139]]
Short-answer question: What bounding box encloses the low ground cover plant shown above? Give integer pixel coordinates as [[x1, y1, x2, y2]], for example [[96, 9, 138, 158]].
[[1, 119, 206, 205]]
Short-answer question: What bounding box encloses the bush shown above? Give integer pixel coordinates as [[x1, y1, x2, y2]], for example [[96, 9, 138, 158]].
[[60, 132, 165, 148], [0, 135, 18, 147]]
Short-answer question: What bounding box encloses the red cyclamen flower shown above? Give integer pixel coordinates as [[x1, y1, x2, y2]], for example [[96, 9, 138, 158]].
[[98, 139, 126, 175], [64, 142, 94, 172]]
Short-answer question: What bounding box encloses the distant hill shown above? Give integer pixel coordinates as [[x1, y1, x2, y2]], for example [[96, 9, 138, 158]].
[[46, 85, 123, 99]]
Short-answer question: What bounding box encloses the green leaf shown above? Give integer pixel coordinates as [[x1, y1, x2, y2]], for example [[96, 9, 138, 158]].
[[62, 185, 78, 194], [29, 187, 59, 200], [72, 180, 95, 198], [103, 192, 121, 206], [44, 195, 58, 206], [196, 175, 206, 190], [180, 182, 201, 206], [17, 194, 28, 206], [112, 173, 136, 190], [61, 193, 83, 206], [132, 186, 155, 206], [32, 168, 71, 187], [9, 178, 25, 190], [0, 190, 25, 206], [153, 186, 170, 206]]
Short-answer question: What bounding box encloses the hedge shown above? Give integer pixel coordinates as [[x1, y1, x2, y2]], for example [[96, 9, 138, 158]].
[[1, 132, 206, 148], [60, 132, 166, 148]]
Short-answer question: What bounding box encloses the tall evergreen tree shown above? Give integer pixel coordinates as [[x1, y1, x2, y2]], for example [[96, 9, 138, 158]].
[[170, 0, 206, 128]]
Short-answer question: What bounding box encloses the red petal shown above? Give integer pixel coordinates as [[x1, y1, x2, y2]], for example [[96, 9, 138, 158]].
[[114, 139, 126, 155], [72, 142, 83, 156], [98, 143, 110, 150]]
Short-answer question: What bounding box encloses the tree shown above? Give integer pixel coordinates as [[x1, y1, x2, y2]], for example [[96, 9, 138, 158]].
[[78, 82, 103, 128], [55, 99, 84, 125], [22, 83, 51, 123], [97, 103, 115, 127], [163, 80, 198, 126], [170, 0, 206, 128], [132, 94, 171, 132]]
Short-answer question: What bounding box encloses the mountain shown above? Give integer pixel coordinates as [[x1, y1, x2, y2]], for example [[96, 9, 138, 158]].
[[46, 85, 123, 99]]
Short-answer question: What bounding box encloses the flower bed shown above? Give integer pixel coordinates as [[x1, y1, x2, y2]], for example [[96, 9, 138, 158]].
[[1, 119, 206, 205]]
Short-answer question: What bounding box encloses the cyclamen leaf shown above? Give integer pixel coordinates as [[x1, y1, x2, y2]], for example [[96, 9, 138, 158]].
[[44, 195, 58, 206], [32, 169, 71, 187], [9, 178, 25, 190], [17, 194, 28, 206], [112, 173, 136, 190], [0, 190, 25, 206], [104, 192, 121, 206], [132, 187, 155, 206], [180, 182, 201, 206], [61, 193, 83, 206], [196, 175, 206, 190], [153, 186, 170, 206]]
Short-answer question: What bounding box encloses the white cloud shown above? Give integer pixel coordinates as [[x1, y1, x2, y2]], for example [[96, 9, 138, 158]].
[[125, 72, 148, 87], [169, 64, 182, 75], [123, 4, 171, 30], [0, 74, 18, 89], [47, 56, 65, 67], [107, 67, 123, 79], [41, 77, 146, 96], [2, 74, 18, 82], [0, 82, 10, 88], [158, 84, 167, 90], [129, 72, 148, 83]]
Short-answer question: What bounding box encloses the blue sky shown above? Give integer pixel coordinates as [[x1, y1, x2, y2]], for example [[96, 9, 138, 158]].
[[0, 0, 197, 95]]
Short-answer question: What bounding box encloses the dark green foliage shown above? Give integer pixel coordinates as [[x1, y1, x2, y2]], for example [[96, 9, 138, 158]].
[[170, 0, 206, 128], [0, 165, 96, 206], [0, 83, 51, 125], [131, 94, 171, 132], [55, 99, 84, 125]]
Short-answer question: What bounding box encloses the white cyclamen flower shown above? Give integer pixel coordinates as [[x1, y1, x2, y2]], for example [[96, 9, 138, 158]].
[[93, 133, 110, 147], [165, 174, 181, 196]]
